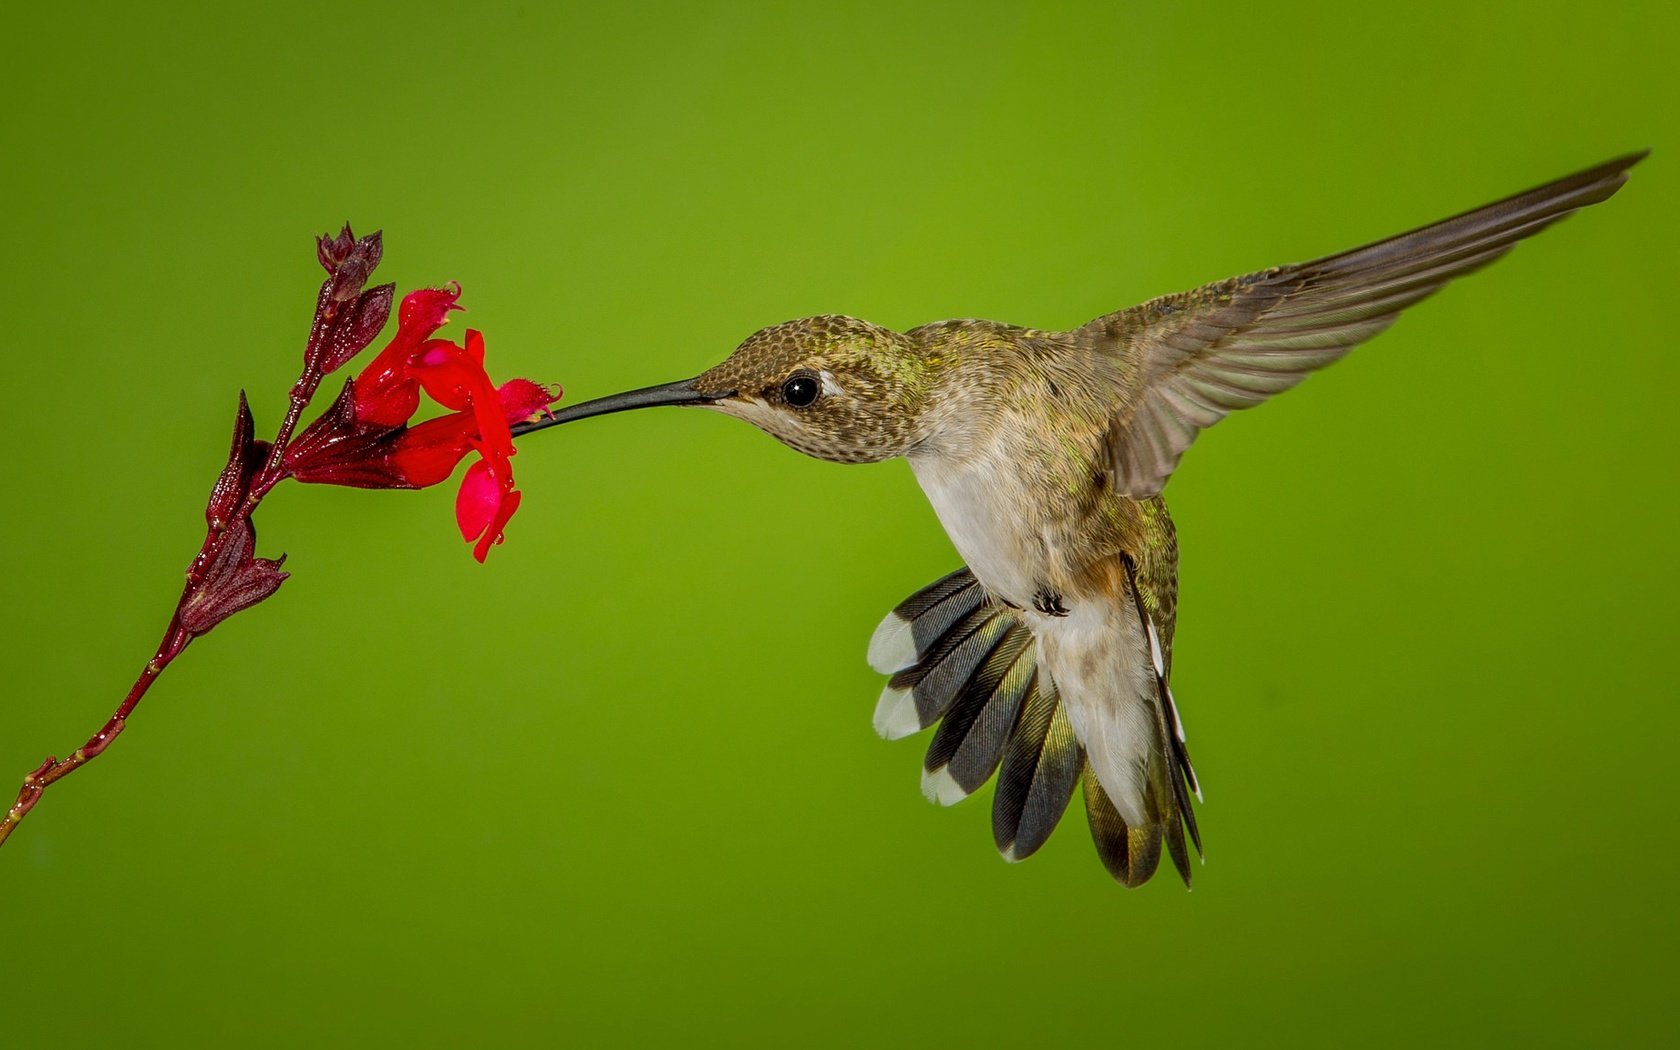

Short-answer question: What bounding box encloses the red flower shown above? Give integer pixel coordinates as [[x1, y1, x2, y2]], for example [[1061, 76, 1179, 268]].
[[285, 285, 560, 561]]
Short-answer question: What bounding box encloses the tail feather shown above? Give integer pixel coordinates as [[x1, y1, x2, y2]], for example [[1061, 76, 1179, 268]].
[[870, 570, 1004, 740], [869, 565, 1194, 884], [1083, 766, 1164, 888], [1120, 555, 1202, 880], [874, 605, 1012, 738], [1164, 683, 1203, 858], [992, 672, 1082, 862], [1163, 802, 1192, 885], [867, 568, 983, 674], [923, 626, 1036, 804], [895, 607, 1013, 725]]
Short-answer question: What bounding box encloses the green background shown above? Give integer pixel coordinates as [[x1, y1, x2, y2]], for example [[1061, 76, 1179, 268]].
[[4, 2, 1675, 1046]]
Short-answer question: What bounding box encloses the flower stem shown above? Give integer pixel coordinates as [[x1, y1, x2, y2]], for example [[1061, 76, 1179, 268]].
[[249, 376, 319, 503], [0, 620, 189, 849], [249, 302, 335, 503], [0, 283, 338, 852]]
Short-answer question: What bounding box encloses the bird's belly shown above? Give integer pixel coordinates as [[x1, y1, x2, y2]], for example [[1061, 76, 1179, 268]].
[[908, 452, 1046, 607]]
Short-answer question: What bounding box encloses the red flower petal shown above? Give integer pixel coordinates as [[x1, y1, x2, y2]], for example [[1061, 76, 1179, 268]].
[[497, 378, 562, 424], [413, 339, 483, 413], [455, 459, 499, 541], [389, 412, 477, 487], [397, 284, 463, 338], [351, 285, 464, 426], [350, 370, 421, 429], [454, 452, 524, 563], [474, 489, 521, 563], [303, 281, 555, 563]]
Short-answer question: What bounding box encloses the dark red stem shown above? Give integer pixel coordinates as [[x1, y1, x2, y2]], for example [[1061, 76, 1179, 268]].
[[0, 284, 342, 851], [0, 619, 190, 847]]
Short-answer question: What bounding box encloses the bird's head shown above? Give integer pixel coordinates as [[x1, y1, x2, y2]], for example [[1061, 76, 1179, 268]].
[[521, 315, 933, 463]]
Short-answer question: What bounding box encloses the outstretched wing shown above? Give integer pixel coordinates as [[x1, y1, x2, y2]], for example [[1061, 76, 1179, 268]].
[[1082, 151, 1645, 498]]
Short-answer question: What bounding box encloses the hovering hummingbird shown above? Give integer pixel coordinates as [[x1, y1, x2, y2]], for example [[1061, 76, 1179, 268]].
[[517, 152, 1644, 887]]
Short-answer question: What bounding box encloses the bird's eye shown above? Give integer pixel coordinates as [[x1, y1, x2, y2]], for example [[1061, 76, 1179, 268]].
[[781, 372, 821, 408]]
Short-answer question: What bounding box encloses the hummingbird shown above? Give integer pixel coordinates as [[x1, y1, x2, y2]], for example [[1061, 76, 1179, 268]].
[[516, 152, 1644, 887]]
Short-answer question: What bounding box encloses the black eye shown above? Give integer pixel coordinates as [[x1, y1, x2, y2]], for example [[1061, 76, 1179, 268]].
[[781, 372, 820, 408]]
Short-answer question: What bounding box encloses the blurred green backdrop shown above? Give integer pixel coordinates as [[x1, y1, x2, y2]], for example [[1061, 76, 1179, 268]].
[[3, 2, 1675, 1046]]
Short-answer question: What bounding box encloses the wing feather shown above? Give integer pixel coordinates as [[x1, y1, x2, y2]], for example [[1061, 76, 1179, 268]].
[[1084, 152, 1645, 496]]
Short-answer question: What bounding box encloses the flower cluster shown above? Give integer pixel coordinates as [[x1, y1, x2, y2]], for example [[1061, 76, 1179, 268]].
[[2, 223, 563, 849], [285, 265, 559, 561]]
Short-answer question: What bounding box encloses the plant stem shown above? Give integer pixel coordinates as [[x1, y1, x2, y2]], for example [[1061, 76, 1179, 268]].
[[0, 299, 334, 852], [0, 619, 189, 848]]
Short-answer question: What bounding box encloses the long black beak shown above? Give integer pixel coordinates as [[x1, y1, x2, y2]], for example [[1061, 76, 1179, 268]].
[[511, 378, 730, 437]]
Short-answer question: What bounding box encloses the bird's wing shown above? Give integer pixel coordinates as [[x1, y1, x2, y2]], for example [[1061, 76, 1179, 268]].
[[1079, 151, 1645, 498]]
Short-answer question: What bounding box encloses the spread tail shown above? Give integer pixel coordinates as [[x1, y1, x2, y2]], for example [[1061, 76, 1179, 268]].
[[869, 565, 1201, 886]]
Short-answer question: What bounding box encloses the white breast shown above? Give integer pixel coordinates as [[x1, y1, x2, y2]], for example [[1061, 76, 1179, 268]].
[[907, 441, 1042, 607]]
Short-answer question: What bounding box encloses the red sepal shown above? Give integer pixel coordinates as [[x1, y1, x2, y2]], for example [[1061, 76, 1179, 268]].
[[284, 381, 415, 490], [177, 518, 288, 636], [205, 391, 271, 528]]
